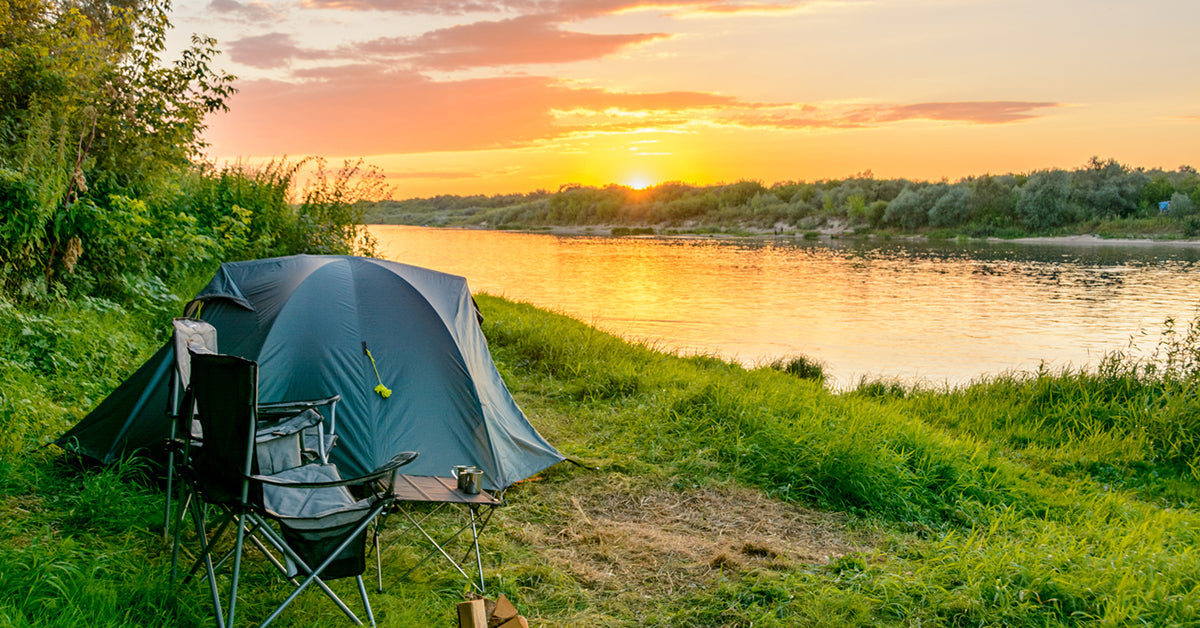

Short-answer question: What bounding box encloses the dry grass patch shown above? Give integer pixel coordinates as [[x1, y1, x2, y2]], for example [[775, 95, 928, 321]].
[[506, 474, 868, 601]]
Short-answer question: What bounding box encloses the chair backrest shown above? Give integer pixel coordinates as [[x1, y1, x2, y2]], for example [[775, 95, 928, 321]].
[[188, 349, 259, 505], [169, 318, 217, 419]]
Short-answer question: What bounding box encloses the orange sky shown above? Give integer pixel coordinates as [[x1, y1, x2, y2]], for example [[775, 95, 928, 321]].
[[169, 0, 1200, 198]]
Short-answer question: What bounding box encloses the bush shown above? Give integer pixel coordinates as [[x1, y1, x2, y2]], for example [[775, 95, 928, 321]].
[[1169, 191, 1196, 217]]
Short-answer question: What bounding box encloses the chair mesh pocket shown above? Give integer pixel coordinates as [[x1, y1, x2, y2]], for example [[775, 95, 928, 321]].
[[279, 517, 368, 580]]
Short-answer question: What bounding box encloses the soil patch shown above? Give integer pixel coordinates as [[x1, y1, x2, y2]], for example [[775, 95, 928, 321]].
[[509, 475, 868, 599]]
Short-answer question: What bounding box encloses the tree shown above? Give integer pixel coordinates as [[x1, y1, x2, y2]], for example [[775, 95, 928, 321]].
[[717, 180, 766, 208], [927, 186, 970, 228], [1069, 157, 1143, 219], [1016, 170, 1073, 231], [0, 0, 235, 292], [1168, 191, 1196, 217], [883, 183, 949, 231], [967, 174, 1018, 227], [1141, 175, 1176, 207]]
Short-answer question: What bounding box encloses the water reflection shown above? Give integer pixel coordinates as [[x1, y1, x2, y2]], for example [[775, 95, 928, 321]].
[[371, 226, 1199, 389]]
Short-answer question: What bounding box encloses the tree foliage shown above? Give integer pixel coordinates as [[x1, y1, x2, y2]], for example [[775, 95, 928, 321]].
[[1016, 170, 1073, 231], [0, 0, 235, 295], [1, 1, 381, 304], [367, 158, 1200, 238]]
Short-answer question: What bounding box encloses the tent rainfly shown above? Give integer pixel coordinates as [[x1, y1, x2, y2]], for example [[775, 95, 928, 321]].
[[57, 255, 565, 490]]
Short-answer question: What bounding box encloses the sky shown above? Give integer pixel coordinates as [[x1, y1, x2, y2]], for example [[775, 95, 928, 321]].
[[167, 0, 1200, 198]]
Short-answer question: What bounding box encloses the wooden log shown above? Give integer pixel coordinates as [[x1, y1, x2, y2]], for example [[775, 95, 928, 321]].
[[490, 594, 519, 625], [457, 599, 488, 628]]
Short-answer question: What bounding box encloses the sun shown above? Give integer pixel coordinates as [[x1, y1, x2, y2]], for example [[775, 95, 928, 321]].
[[623, 175, 654, 190]]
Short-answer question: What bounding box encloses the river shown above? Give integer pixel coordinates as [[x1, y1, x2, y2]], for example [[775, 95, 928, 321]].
[[371, 225, 1200, 389]]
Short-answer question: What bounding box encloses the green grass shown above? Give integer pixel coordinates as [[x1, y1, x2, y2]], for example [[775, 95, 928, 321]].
[[1, 287, 1198, 626]]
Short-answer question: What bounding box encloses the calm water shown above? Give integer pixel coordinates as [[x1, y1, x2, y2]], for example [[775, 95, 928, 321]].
[[372, 225, 1200, 388]]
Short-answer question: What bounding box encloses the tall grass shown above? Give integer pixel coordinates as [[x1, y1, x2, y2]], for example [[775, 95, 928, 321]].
[[479, 295, 1200, 625], [2, 288, 1198, 625]]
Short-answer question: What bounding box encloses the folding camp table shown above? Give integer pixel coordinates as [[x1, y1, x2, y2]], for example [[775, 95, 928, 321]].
[[381, 475, 502, 594]]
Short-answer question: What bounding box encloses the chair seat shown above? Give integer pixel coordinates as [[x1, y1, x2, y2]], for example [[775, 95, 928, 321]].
[[262, 464, 374, 527], [261, 463, 382, 581]]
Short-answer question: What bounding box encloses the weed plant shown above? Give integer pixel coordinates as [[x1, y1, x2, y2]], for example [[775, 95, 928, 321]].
[[764, 355, 826, 383]]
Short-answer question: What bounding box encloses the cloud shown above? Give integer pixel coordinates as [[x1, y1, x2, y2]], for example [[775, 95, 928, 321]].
[[296, 0, 774, 18], [672, 1, 812, 16], [240, 0, 800, 72], [227, 33, 338, 69], [203, 66, 734, 156], [355, 15, 668, 69], [209, 0, 284, 22], [202, 64, 1062, 158], [384, 169, 486, 180], [857, 101, 1062, 125], [699, 101, 1062, 130]]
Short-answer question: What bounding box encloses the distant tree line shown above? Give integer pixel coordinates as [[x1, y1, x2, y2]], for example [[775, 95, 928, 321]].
[[365, 158, 1200, 238]]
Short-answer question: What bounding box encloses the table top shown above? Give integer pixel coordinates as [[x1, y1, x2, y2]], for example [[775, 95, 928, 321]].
[[391, 475, 501, 506]]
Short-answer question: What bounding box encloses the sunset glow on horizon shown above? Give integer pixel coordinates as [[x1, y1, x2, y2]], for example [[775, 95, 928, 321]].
[[167, 0, 1200, 199]]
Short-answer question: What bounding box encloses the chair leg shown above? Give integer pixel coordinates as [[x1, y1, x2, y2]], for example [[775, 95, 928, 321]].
[[258, 502, 389, 628], [357, 575, 376, 627], [164, 448, 175, 544], [228, 514, 247, 628], [191, 499, 226, 628], [374, 520, 384, 594], [185, 509, 234, 585], [170, 489, 193, 585], [253, 519, 364, 626]]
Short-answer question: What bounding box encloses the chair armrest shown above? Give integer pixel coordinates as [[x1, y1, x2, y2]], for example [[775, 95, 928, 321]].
[[258, 394, 342, 413], [250, 452, 418, 490]]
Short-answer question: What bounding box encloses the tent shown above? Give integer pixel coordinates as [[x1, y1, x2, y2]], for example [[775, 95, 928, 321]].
[[56, 255, 564, 490]]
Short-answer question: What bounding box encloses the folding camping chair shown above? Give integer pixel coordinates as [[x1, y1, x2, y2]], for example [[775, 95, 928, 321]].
[[164, 318, 342, 542], [174, 349, 417, 628]]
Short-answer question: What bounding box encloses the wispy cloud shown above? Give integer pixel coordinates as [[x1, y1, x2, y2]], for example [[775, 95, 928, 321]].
[[209, 0, 286, 22], [383, 169, 488, 180], [296, 0, 803, 18], [225, 1, 813, 72], [354, 15, 668, 69], [227, 33, 338, 68], [853, 101, 1062, 125], [553, 100, 1061, 133], [204, 64, 1061, 158], [671, 1, 814, 16]]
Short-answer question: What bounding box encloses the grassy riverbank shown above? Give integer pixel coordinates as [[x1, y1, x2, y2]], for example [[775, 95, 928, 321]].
[[2, 289, 1198, 626]]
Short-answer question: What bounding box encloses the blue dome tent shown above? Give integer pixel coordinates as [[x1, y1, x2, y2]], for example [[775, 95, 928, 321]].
[[57, 255, 564, 490]]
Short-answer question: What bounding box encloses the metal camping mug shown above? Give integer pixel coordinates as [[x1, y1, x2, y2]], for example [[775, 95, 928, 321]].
[[452, 465, 483, 494]]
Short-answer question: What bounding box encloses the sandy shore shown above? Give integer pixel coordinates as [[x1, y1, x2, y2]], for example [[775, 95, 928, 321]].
[[1005, 234, 1200, 247]]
